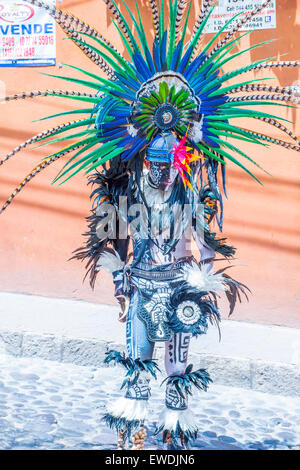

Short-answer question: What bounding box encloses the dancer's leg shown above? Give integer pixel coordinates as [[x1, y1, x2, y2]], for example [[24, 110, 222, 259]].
[[165, 332, 190, 376], [104, 290, 157, 449], [126, 290, 155, 361], [157, 332, 211, 448]]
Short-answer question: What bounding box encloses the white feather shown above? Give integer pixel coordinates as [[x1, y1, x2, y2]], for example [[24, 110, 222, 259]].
[[183, 261, 225, 292], [157, 408, 198, 434], [96, 250, 124, 273], [107, 397, 149, 421], [128, 124, 138, 137], [188, 118, 203, 143]]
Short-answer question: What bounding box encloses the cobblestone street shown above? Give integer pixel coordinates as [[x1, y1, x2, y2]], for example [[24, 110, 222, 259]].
[[0, 353, 299, 450]]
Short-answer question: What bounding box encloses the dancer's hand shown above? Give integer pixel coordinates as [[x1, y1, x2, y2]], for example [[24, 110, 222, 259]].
[[115, 293, 129, 323]]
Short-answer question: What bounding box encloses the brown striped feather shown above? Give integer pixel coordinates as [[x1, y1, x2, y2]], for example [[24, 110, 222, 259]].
[[175, 0, 188, 41], [0, 143, 88, 214], [25, 0, 117, 78], [149, 0, 160, 40], [226, 94, 300, 105], [2, 90, 95, 103], [0, 119, 88, 166], [102, 0, 134, 48]]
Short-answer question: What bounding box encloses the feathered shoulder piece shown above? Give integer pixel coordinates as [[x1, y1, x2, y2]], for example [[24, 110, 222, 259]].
[[1, 0, 300, 213]]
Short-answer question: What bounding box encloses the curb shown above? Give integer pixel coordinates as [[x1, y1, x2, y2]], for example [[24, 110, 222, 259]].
[[1, 329, 299, 397]]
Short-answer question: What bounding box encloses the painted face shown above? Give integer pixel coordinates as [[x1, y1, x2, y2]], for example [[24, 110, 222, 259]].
[[148, 161, 178, 191]]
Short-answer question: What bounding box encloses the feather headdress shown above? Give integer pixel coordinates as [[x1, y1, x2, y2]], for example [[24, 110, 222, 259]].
[[1, 0, 299, 214]]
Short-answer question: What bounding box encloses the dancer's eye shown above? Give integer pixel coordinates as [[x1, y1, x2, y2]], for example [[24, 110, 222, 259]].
[[159, 164, 170, 170]]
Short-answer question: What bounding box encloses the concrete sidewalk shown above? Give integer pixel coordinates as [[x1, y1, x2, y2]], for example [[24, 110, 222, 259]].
[[0, 291, 299, 397]]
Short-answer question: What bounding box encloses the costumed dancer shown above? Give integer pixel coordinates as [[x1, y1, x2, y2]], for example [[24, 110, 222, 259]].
[[90, 131, 238, 449], [0, 0, 299, 449]]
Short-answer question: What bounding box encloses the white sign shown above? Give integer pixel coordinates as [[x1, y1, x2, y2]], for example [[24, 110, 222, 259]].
[[0, 0, 56, 66], [204, 0, 276, 34]]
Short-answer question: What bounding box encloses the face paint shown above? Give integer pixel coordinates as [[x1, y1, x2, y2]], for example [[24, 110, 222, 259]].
[[149, 162, 178, 191]]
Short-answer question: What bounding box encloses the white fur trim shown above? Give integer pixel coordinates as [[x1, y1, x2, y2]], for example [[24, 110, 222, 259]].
[[107, 397, 149, 421], [183, 261, 225, 292], [158, 408, 198, 434], [96, 249, 124, 273]]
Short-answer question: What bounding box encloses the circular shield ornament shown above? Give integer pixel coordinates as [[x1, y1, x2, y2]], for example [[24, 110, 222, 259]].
[[176, 300, 201, 325], [154, 104, 179, 130]]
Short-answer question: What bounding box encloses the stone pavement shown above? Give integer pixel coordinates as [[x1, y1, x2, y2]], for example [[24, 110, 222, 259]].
[[0, 353, 299, 450], [1, 292, 300, 397]]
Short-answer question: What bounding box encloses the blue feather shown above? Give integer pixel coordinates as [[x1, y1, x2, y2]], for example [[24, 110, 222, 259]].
[[153, 37, 161, 71], [160, 31, 167, 70], [204, 96, 228, 106], [177, 44, 193, 73], [200, 85, 222, 96], [183, 53, 206, 80], [108, 112, 131, 119], [221, 157, 227, 199], [114, 72, 140, 91], [108, 89, 137, 101], [122, 137, 146, 161], [144, 47, 156, 75], [97, 128, 127, 142], [202, 135, 219, 148], [128, 63, 145, 84], [109, 106, 132, 117], [98, 118, 128, 128], [170, 39, 183, 71], [193, 72, 220, 93], [190, 61, 214, 81], [132, 52, 152, 80], [115, 134, 134, 148], [189, 72, 207, 90]]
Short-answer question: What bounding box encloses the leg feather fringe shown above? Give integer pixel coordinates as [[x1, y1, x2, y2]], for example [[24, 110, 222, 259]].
[[104, 350, 160, 388], [106, 397, 149, 422], [162, 365, 212, 397], [103, 398, 148, 439], [155, 408, 198, 441]]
